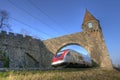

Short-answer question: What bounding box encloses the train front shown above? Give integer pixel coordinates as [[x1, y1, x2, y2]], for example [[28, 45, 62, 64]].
[[51, 50, 69, 67]]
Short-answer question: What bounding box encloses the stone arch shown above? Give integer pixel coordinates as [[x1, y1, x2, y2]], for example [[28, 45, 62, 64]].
[[43, 31, 112, 69], [56, 43, 88, 54], [43, 32, 88, 55], [43, 10, 113, 69], [55, 42, 98, 67]]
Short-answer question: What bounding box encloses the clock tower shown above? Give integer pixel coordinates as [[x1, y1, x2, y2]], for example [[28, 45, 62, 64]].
[[82, 10, 101, 32], [82, 10, 112, 68]]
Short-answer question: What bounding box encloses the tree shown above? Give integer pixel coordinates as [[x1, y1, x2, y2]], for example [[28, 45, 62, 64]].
[[0, 10, 11, 31]]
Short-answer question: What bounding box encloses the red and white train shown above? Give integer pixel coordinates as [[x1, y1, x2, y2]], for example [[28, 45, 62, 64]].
[[51, 49, 92, 68]]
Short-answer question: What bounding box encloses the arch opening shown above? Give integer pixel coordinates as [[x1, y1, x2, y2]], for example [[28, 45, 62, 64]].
[[56, 43, 93, 68]]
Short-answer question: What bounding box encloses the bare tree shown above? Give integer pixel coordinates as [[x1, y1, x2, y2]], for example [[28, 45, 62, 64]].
[[0, 10, 11, 31]]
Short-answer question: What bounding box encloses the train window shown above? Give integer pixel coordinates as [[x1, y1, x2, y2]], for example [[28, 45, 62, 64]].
[[55, 52, 63, 58], [67, 52, 70, 56]]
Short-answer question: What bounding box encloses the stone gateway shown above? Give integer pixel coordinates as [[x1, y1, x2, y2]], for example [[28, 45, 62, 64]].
[[0, 10, 112, 69]]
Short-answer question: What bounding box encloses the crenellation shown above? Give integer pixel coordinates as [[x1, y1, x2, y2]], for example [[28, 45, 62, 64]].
[[1, 31, 7, 35], [9, 32, 15, 37], [25, 35, 33, 41], [0, 31, 42, 42], [0, 31, 7, 38], [16, 33, 24, 39]]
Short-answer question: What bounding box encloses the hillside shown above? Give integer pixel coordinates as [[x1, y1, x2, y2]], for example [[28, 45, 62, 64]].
[[0, 68, 120, 80]]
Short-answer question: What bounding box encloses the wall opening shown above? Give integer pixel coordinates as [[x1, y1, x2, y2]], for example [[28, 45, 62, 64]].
[[56, 44, 92, 68]]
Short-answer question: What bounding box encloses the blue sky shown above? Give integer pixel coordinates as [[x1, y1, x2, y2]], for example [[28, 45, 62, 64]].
[[0, 0, 120, 66]]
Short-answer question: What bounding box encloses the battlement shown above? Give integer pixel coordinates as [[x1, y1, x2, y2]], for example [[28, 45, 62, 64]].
[[0, 31, 42, 41]]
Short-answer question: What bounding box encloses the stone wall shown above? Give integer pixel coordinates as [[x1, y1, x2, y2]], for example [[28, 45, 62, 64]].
[[0, 31, 53, 69]]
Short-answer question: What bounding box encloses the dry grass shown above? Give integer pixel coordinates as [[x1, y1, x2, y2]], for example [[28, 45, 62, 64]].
[[0, 68, 120, 80]]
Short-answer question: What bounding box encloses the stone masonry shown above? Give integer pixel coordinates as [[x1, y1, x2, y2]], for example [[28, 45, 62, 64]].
[[0, 10, 112, 69], [0, 31, 53, 69]]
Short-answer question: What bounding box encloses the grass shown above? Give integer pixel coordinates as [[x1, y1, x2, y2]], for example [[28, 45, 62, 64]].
[[0, 68, 120, 80]]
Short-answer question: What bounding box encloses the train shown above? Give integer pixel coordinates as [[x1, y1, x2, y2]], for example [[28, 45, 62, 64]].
[[51, 49, 92, 68]]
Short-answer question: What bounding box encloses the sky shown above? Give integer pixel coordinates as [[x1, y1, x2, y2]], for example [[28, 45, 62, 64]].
[[0, 0, 120, 66]]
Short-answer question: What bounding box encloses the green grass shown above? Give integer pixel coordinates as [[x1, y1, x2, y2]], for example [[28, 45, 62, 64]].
[[0, 68, 120, 80]]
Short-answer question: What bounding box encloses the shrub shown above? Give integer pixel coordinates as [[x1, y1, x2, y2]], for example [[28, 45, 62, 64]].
[[0, 50, 9, 67]]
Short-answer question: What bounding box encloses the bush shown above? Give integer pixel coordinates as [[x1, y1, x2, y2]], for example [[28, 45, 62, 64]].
[[0, 50, 9, 67]]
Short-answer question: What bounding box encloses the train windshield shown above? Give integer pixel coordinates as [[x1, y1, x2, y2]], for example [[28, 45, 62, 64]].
[[55, 51, 63, 58]]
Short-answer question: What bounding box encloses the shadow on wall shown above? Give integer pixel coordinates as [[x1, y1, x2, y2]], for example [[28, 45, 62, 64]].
[[39, 42, 54, 69], [91, 59, 99, 67]]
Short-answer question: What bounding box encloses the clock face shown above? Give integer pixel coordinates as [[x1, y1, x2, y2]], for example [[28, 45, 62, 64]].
[[88, 22, 93, 28]]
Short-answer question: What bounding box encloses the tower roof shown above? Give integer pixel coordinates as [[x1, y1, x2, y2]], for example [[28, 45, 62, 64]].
[[83, 10, 97, 23]]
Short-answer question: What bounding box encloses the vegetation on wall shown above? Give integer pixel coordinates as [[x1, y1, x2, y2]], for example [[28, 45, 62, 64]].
[[0, 50, 9, 67]]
